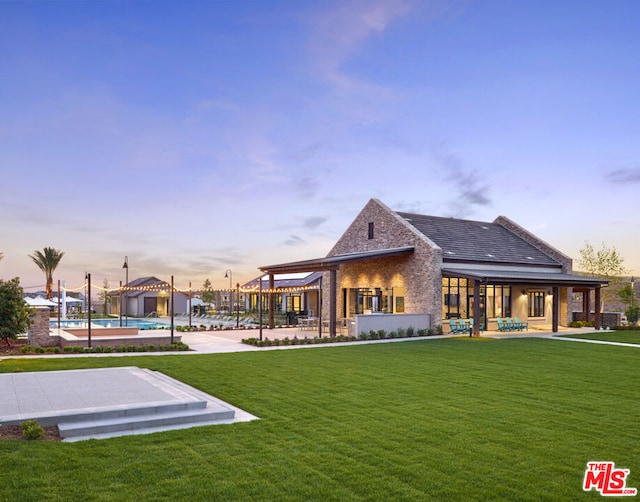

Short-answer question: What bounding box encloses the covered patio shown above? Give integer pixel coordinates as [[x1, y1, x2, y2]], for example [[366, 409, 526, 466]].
[[442, 267, 609, 335]]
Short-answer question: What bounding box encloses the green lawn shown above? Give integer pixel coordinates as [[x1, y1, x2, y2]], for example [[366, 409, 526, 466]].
[[558, 329, 640, 345], [1, 338, 639, 501]]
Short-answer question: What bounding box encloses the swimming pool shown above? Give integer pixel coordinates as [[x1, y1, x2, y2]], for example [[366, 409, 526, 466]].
[[51, 319, 170, 330]]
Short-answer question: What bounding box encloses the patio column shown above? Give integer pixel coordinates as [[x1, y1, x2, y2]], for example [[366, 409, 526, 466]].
[[594, 286, 601, 330], [552, 286, 559, 333], [583, 289, 591, 324], [472, 280, 481, 336], [269, 273, 275, 329], [329, 269, 337, 337]]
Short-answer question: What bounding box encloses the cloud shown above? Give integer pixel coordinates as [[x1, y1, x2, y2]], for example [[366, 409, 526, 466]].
[[302, 216, 328, 229], [308, 0, 412, 90], [431, 143, 492, 217], [284, 235, 305, 246], [607, 167, 640, 184]]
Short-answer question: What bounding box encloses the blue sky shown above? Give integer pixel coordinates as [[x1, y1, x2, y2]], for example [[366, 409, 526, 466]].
[[2, 0, 639, 292]]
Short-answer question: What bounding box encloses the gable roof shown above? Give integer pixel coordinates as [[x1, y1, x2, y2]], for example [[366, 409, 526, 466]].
[[396, 212, 560, 267], [109, 276, 173, 298]]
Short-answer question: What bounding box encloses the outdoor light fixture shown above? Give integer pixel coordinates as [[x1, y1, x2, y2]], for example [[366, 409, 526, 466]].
[[85, 272, 92, 348], [225, 269, 232, 313], [522, 289, 526, 296], [123, 256, 129, 327]]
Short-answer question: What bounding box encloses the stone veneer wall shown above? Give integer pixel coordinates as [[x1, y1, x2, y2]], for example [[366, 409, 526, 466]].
[[322, 199, 443, 326], [28, 307, 60, 348]]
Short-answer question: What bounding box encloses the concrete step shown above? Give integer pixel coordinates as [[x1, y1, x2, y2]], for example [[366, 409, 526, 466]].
[[59, 405, 235, 439], [57, 368, 237, 441]]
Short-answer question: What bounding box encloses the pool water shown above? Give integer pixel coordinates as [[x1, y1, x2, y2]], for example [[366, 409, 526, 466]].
[[51, 319, 169, 330]]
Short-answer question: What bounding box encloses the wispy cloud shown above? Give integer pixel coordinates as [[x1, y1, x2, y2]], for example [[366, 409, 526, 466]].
[[607, 167, 640, 184], [284, 235, 305, 246], [431, 143, 492, 217], [308, 0, 412, 90], [302, 216, 328, 229]]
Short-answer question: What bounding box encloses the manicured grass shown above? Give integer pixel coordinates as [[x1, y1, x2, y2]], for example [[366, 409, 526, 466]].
[[558, 329, 640, 345], [1, 338, 639, 501]]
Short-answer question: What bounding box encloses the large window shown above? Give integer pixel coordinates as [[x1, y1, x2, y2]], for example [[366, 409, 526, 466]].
[[442, 279, 511, 319], [347, 288, 394, 315], [528, 291, 545, 317], [442, 278, 468, 318], [286, 294, 302, 313], [485, 285, 511, 318]]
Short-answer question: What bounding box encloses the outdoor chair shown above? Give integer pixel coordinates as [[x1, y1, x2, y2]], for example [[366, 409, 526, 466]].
[[448, 318, 462, 335], [513, 317, 528, 331], [496, 318, 509, 332], [468, 318, 484, 334], [457, 318, 472, 335], [505, 317, 522, 331]]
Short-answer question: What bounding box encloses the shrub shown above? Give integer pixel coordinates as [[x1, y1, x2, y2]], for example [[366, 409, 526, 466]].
[[21, 420, 45, 440], [358, 331, 368, 341], [20, 345, 32, 354], [377, 330, 386, 339], [406, 326, 415, 337]]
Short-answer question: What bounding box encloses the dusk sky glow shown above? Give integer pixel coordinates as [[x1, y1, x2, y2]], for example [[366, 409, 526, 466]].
[[2, 0, 639, 292]]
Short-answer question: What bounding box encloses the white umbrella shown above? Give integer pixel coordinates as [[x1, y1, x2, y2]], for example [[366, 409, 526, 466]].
[[25, 296, 56, 307]]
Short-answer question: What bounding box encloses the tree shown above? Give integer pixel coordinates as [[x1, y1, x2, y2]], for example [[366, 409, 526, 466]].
[[201, 278, 216, 311], [0, 277, 32, 348], [618, 283, 639, 325], [98, 278, 111, 316], [28, 247, 65, 299], [578, 241, 627, 312]]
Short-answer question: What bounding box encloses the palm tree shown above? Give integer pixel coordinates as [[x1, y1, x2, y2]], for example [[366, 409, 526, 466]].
[[29, 247, 65, 299]]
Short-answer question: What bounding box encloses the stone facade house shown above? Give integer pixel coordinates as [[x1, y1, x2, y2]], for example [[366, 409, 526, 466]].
[[259, 199, 607, 336]]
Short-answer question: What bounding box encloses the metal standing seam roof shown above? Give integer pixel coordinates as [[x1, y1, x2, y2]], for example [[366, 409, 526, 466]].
[[441, 267, 608, 286], [397, 212, 560, 267], [242, 271, 323, 289], [259, 247, 415, 274]]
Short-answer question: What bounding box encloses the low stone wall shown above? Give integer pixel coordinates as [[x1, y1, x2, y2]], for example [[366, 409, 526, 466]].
[[572, 311, 621, 327], [352, 313, 431, 337], [60, 334, 182, 348], [65, 327, 139, 338]]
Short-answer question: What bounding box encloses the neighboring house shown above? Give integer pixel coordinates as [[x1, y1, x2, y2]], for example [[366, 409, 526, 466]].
[[259, 199, 607, 335], [242, 272, 322, 315], [109, 276, 188, 317]]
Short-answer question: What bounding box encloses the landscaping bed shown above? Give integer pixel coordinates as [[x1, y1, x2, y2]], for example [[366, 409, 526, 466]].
[[0, 425, 60, 441]]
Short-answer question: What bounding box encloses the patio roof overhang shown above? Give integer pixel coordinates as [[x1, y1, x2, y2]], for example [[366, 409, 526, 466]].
[[259, 246, 415, 274], [441, 266, 608, 287]]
